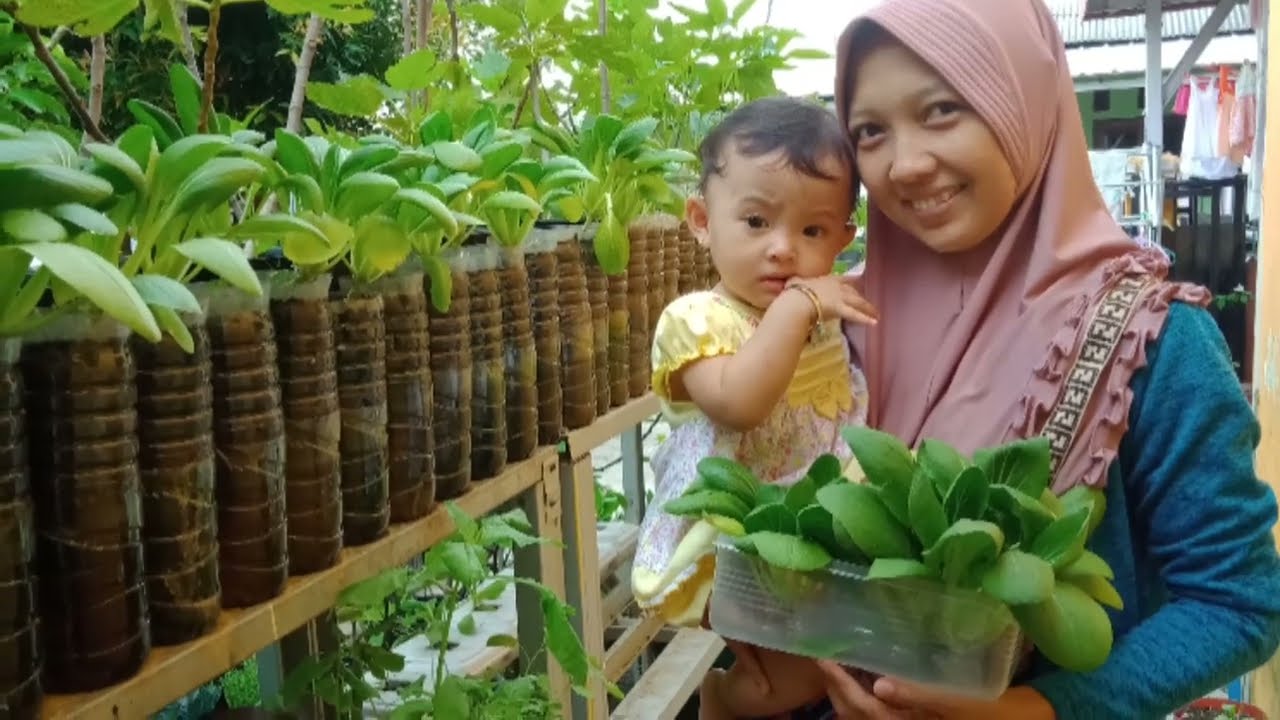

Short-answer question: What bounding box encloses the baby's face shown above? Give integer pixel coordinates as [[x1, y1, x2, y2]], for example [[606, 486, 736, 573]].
[[688, 147, 855, 311]]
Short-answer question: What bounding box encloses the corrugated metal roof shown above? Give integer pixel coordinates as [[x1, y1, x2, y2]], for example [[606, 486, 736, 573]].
[[1053, 2, 1253, 47], [1081, 0, 1239, 18]]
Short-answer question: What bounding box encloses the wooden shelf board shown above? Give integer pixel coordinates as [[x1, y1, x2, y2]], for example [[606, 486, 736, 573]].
[[41, 449, 556, 720], [564, 394, 660, 457]]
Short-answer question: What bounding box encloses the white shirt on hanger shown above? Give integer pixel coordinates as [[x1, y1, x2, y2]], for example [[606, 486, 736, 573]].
[[1179, 80, 1240, 181]]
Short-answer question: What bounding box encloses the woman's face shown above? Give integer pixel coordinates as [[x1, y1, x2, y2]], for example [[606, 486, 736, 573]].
[[846, 39, 1019, 254]]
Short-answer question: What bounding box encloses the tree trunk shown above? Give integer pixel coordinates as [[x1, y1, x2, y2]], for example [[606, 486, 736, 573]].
[[598, 0, 610, 113], [415, 0, 434, 109], [198, 0, 221, 132], [19, 23, 107, 141], [88, 35, 106, 125], [401, 0, 414, 56], [176, 0, 202, 80], [287, 14, 326, 133]]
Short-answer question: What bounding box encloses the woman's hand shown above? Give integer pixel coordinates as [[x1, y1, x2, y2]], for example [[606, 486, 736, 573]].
[[816, 662, 1057, 720]]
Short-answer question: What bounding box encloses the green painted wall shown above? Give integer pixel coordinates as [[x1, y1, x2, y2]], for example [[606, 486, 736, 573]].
[[1076, 87, 1144, 147]]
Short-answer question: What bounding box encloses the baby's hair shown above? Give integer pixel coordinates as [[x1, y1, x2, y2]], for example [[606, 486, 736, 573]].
[[698, 96, 857, 194]]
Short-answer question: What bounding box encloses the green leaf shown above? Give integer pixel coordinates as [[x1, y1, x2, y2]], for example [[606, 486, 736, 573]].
[[842, 426, 915, 497], [817, 482, 915, 560], [15, 0, 137, 35], [943, 466, 990, 521], [980, 549, 1055, 605], [609, 117, 659, 160], [169, 64, 203, 136], [867, 558, 935, 581], [131, 275, 201, 313], [784, 475, 818, 514], [47, 204, 119, 237], [172, 237, 263, 297], [921, 519, 1004, 587], [806, 454, 844, 487], [592, 212, 629, 275], [907, 467, 949, 548], [525, 0, 569, 25], [385, 48, 437, 92], [482, 190, 541, 214], [431, 141, 484, 172], [1029, 508, 1090, 570], [460, 3, 522, 33], [1059, 486, 1108, 537], [418, 110, 453, 145], [274, 129, 320, 178], [458, 613, 477, 636], [422, 254, 452, 312], [333, 171, 399, 220], [487, 633, 518, 648], [155, 134, 234, 196], [338, 144, 399, 180], [787, 48, 832, 60], [151, 305, 194, 353], [743, 503, 797, 536], [85, 143, 147, 197], [479, 140, 524, 180], [916, 438, 969, 495], [432, 675, 472, 720], [973, 437, 1052, 497], [264, 0, 375, 23], [632, 147, 698, 170], [307, 75, 386, 118], [796, 503, 860, 562], [352, 215, 411, 280], [1, 209, 66, 243], [989, 484, 1057, 542], [747, 531, 831, 571], [0, 165, 114, 211], [1058, 549, 1115, 583], [1009, 582, 1113, 672], [540, 588, 591, 691], [6, 243, 159, 341], [127, 99, 183, 149]]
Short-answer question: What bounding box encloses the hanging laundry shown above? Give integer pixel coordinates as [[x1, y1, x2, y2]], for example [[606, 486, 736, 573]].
[[1180, 77, 1240, 181], [1231, 62, 1257, 160], [1174, 82, 1191, 116], [1215, 66, 1245, 164]]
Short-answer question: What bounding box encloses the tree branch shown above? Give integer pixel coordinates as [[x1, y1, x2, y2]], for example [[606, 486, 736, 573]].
[[18, 22, 108, 142], [444, 0, 460, 88], [597, 0, 610, 113], [89, 35, 107, 125], [46, 26, 67, 49], [415, 0, 434, 110], [198, 0, 222, 132], [401, 0, 414, 56], [287, 14, 326, 132]]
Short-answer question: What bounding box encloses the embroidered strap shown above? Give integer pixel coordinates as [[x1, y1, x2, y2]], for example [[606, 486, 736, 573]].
[[1040, 276, 1153, 474]]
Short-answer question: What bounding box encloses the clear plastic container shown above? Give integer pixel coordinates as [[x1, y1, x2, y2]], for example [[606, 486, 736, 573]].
[[708, 541, 1024, 700]]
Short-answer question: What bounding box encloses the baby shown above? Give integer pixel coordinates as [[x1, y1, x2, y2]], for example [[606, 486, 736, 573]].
[[631, 96, 877, 719]]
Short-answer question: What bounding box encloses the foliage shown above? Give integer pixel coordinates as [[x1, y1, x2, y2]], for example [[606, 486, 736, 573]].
[[664, 430, 1121, 674], [275, 503, 614, 719], [0, 10, 85, 138]]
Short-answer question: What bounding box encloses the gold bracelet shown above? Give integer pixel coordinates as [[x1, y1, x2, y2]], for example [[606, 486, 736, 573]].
[[787, 283, 823, 327]]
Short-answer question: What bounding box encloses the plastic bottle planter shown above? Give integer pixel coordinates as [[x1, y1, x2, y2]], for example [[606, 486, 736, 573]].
[[426, 253, 472, 500], [709, 542, 1023, 700], [660, 217, 681, 314], [330, 281, 391, 546], [201, 286, 289, 608], [464, 242, 507, 481], [22, 316, 150, 692], [497, 247, 538, 463], [132, 312, 221, 645], [269, 273, 343, 574], [677, 221, 700, 296], [525, 228, 563, 447], [605, 261, 630, 409], [625, 221, 650, 399], [0, 337, 41, 716], [579, 225, 612, 416], [644, 223, 665, 348], [376, 271, 435, 523], [554, 230, 597, 431]]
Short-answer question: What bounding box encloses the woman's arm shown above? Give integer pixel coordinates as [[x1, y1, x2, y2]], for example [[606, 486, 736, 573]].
[[1028, 303, 1280, 719]]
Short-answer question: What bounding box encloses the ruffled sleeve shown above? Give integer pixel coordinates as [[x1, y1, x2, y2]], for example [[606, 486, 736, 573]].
[[650, 291, 751, 405]]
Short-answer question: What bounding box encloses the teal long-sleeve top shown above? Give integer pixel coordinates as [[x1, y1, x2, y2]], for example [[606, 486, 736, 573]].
[[1026, 302, 1280, 719]]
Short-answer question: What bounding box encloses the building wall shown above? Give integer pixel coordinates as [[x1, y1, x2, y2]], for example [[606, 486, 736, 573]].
[[1250, 2, 1280, 714], [1077, 87, 1144, 146]]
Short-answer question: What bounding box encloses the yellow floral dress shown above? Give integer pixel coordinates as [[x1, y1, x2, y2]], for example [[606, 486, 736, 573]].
[[631, 290, 869, 626]]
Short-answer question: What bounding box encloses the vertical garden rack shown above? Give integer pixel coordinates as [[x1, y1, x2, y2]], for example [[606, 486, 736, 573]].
[[35, 391, 710, 719]]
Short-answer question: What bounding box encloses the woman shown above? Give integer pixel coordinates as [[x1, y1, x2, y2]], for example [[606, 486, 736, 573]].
[[808, 0, 1280, 717]]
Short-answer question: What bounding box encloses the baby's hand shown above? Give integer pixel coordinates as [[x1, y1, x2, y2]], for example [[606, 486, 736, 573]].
[[787, 275, 878, 326]]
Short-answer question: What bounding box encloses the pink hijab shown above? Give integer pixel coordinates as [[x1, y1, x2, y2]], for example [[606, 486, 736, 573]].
[[836, 0, 1211, 493]]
